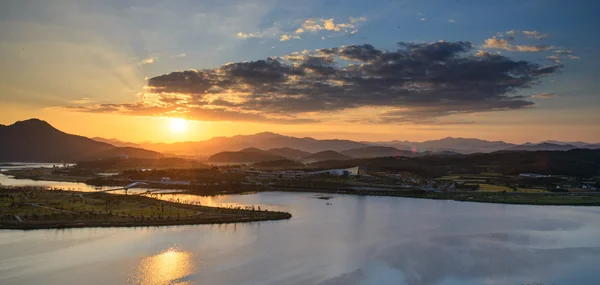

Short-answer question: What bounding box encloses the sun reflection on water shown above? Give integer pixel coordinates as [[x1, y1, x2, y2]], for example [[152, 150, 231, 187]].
[[130, 247, 195, 285]]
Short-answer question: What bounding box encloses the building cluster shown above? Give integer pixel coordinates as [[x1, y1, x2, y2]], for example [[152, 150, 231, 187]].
[[251, 166, 364, 180], [519, 173, 552, 178]]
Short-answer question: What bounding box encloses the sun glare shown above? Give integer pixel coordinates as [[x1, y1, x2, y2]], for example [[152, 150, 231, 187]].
[[168, 118, 188, 133]]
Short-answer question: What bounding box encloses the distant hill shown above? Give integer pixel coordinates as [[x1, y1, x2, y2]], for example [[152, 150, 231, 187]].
[[92, 137, 142, 148], [138, 132, 600, 156], [341, 146, 412, 158], [309, 149, 600, 178], [208, 147, 286, 163], [141, 132, 369, 155], [415, 137, 514, 153], [88, 147, 163, 160], [506, 143, 580, 151], [303, 150, 351, 162], [0, 119, 163, 162], [266, 147, 312, 159], [542, 140, 593, 148], [77, 157, 206, 170], [586, 144, 600, 149], [370, 137, 515, 154], [253, 159, 305, 169]]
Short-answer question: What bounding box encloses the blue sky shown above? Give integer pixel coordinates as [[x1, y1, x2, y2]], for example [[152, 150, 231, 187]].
[[0, 0, 599, 143]]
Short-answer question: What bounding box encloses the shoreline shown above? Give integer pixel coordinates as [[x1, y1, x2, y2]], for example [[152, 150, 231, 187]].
[[4, 174, 600, 207], [0, 188, 292, 230], [269, 186, 600, 206], [0, 216, 290, 231]]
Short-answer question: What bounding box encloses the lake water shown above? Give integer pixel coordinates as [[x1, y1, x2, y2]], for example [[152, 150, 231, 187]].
[[1, 175, 600, 284]]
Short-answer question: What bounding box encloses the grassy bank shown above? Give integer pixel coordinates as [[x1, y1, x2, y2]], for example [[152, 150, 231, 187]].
[[0, 187, 291, 230]]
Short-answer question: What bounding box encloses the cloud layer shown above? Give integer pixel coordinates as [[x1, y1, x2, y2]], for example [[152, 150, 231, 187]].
[[68, 41, 562, 124], [239, 17, 366, 42]]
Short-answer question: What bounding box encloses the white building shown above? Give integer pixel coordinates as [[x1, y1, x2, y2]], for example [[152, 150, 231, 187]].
[[519, 173, 551, 178]]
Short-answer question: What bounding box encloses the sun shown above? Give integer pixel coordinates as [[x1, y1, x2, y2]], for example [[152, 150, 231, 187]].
[[168, 118, 188, 133]]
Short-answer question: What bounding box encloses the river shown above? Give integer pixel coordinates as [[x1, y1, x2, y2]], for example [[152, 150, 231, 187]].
[[1, 173, 600, 284]]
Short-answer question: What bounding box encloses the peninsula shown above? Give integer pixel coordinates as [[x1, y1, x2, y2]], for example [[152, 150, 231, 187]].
[[0, 186, 291, 230]]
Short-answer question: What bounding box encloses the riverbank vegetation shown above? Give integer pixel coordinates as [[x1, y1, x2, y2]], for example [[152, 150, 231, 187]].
[[273, 186, 600, 206], [0, 186, 291, 230]]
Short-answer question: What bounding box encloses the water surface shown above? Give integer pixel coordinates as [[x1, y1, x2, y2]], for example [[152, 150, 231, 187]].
[[1, 176, 600, 284]]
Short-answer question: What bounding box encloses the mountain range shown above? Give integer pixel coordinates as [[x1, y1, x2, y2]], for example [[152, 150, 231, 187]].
[[138, 132, 599, 157], [207, 146, 456, 164], [0, 119, 163, 162], [2, 118, 600, 163], [207, 147, 286, 163], [505, 143, 583, 152], [140, 132, 369, 155], [91, 137, 142, 148]]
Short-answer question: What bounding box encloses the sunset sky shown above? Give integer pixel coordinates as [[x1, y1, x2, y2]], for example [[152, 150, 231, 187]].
[[1, 0, 599, 143]]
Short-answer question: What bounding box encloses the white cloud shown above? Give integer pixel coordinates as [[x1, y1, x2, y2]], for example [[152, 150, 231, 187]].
[[547, 49, 580, 63], [349, 16, 367, 24], [171, 53, 186, 58], [280, 34, 300, 41], [301, 17, 365, 32], [420, 18, 426, 21], [141, 57, 156, 64], [475, 50, 499, 57], [499, 30, 548, 40], [273, 17, 366, 42], [448, 19, 455, 23], [237, 32, 260, 39], [522, 30, 548, 39], [483, 37, 553, 52]]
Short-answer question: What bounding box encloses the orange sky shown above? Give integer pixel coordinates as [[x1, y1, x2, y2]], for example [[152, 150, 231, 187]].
[[2, 101, 599, 144]]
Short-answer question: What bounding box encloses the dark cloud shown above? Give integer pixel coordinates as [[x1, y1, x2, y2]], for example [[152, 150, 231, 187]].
[[338, 44, 383, 61], [398, 41, 472, 61], [67, 41, 562, 123]]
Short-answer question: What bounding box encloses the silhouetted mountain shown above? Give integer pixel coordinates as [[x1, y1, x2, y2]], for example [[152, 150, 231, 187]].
[[419, 150, 462, 156], [365, 140, 412, 150], [309, 149, 600, 178], [341, 146, 413, 158], [208, 147, 286, 163], [541, 140, 592, 147], [303, 150, 351, 162], [266, 147, 312, 159], [90, 147, 163, 160], [506, 143, 580, 151], [253, 159, 305, 169], [416, 137, 515, 153], [92, 137, 142, 148], [77, 157, 206, 170], [138, 132, 600, 156], [371, 137, 515, 154], [587, 144, 600, 149], [142, 132, 369, 155], [0, 119, 163, 162]]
